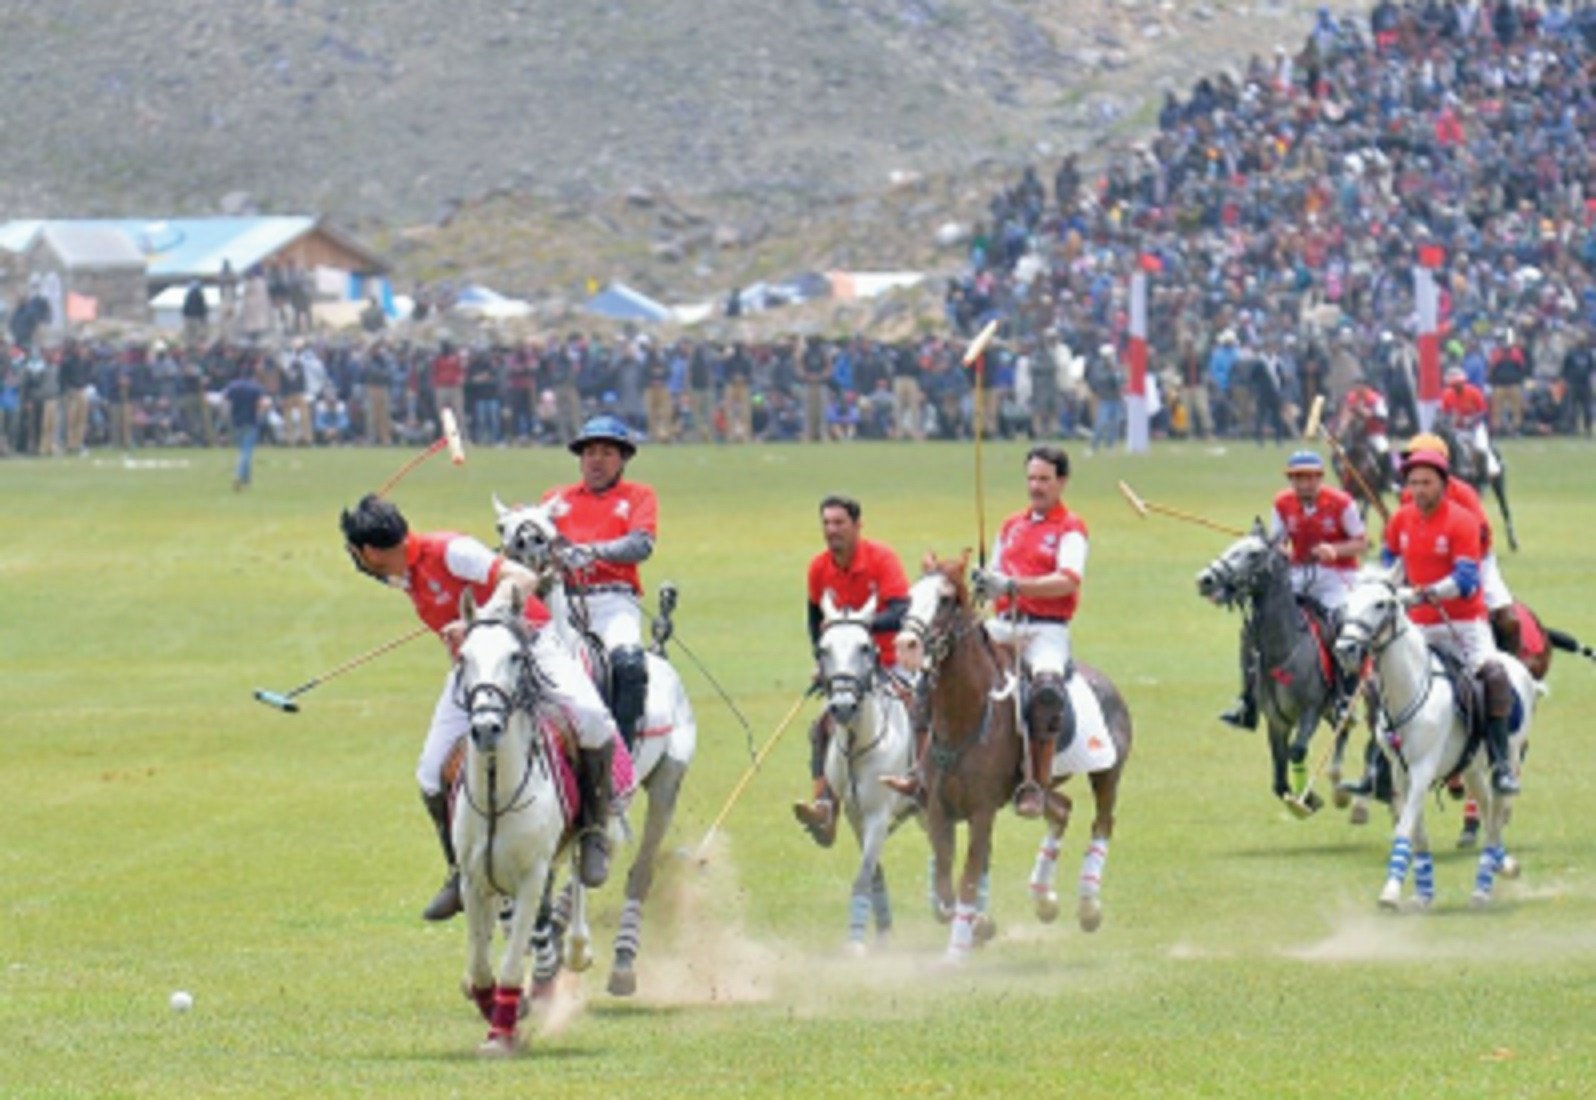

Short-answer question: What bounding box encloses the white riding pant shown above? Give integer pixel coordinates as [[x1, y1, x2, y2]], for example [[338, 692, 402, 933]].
[[416, 628, 617, 795], [1481, 552, 1512, 612], [1469, 423, 1502, 478], [572, 588, 643, 650], [984, 617, 1072, 679], [1418, 618, 1497, 674], [1289, 565, 1355, 611]]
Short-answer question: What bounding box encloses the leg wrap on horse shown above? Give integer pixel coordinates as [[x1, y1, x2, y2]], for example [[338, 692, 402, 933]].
[[609, 645, 648, 751], [576, 742, 615, 888]]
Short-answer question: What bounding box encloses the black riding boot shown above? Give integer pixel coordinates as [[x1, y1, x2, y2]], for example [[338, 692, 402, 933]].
[[792, 714, 837, 847], [420, 790, 463, 922], [1220, 636, 1258, 730], [575, 743, 615, 888], [1484, 714, 1520, 796]]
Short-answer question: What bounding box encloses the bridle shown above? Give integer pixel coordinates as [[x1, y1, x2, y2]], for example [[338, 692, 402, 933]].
[[816, 616, 879, 701], [899, 575, 974, 676], [1336, 581, 1441, 737], [454, 614, 549, 897]]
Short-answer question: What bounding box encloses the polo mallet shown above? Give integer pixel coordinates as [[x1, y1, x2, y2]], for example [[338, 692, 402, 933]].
[[252, 624, 432, 713], [964, 319, 999, 567], [1117, 479, 1247, 538], [691, 686, 815, 864], [1306, 393, 1388, 521], [373, 407, 466, 498], [1283, 654, 1372, 819], [656, 581, 759, 763]]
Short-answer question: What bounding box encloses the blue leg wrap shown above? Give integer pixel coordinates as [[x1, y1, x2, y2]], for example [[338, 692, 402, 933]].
[[1386, 836, 1413, 884], [1414, 851, 1435, 902]]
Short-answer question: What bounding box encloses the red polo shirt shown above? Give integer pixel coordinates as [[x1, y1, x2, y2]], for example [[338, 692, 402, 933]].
[[542, 479, 659, 595], [808, 538, 910, 664]]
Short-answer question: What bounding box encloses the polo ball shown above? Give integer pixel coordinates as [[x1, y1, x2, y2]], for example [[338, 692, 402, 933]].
[[170, 991, 193, 1013]]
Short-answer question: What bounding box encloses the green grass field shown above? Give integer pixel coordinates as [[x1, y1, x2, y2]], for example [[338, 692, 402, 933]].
[[4, 437, 1595, 1097]]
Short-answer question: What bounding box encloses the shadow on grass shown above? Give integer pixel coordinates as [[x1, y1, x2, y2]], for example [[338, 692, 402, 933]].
[[371, 1042, 603, 1064], [1225, 842, 1370, 859], [588, 1002, 690, 1021]]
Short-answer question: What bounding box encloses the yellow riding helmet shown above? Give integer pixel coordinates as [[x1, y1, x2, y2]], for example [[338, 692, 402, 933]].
[[1402, 432, 1447, 456]]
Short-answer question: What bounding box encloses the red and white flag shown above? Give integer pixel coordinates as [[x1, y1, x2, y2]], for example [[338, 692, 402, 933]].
[[1126, 268, 1149, 452], [1415, 248, 1443, 429]]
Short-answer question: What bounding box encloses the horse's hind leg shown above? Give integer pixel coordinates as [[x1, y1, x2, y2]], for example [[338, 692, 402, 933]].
[[1029, 816, 1066, 925], [1077, 769, 1121, 933], [526, 876, 562, 1013], [609, 756, 687, 997], [869, 862, 893, 941], [849, 814, 890, 953]]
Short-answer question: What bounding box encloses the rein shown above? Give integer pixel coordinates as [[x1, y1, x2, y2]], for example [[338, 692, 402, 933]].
[[904, 595, 1002, 781]]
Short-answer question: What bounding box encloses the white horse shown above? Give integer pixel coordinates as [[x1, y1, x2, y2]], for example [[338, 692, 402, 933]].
[[1332, 568, 1539, 910], [494, 498, 697, 996], [452, 589, 568, 1055], [813, 592, 920, 950]]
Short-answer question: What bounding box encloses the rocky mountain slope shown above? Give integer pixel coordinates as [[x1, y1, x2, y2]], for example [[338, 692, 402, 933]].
[[4, 0, 1348, 320]]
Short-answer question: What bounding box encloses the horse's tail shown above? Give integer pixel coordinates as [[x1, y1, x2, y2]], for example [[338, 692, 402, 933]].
[[1547, 627, 1596, 663]]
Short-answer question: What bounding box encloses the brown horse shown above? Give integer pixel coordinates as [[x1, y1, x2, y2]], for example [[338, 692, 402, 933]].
[[895, 552, 1133, 960], [1331, 412, 1393, 519]]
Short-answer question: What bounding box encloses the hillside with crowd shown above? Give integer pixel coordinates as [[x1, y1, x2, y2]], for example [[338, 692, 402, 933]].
[[4, 0, 1594, 459]]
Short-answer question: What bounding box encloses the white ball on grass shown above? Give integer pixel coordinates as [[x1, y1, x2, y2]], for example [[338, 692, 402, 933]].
[[170, 991, 193, 1013]]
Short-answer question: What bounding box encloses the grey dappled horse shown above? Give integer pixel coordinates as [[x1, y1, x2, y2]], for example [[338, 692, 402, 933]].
[[1435, 421, 1517, 552], [1197, 527, 1358, 814]]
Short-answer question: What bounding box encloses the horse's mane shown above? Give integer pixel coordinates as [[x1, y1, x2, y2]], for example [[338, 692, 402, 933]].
[[924, 552, 973, 609]]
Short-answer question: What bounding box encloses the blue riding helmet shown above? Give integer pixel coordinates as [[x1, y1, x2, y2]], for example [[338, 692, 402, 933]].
[[1284, 450, 1324, 475], [568, 414, 636, 458]]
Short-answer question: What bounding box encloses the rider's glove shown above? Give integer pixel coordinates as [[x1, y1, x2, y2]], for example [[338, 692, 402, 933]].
[[970, 568, 1016, 603], [558, 542, 597, 571]]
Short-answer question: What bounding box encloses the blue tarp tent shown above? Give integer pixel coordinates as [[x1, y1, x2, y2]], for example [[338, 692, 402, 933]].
[[584, 282, 672, 323]]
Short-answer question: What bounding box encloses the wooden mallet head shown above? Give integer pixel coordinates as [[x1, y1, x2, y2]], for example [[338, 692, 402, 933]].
[[440, 407, 466, 465], [1117, 479, 1150, 519], [962, 319, 1000, 366], [1303, 395, 1326, 441]]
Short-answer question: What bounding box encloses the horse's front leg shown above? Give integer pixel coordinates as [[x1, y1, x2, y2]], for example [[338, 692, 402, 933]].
[[848, 811, 891, 952], [948, 811, 997, 960], [1286, 709, 1322, 815], [1381, 756, 1436, 911], [927, 805, 956, 923], [460, 876, 498, 1027], [609, 756, 688, 997], [481, 856, 551, 1056], [1267, 720, 1292, 801], [1468, 767, 1515, 907]]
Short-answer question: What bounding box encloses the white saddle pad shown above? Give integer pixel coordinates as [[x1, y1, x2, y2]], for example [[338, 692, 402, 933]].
[[1049, 674, 1117, 777]]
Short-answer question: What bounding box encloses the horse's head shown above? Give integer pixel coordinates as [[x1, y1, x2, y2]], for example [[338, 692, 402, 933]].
[[895, 551, 971, 674], [815, 590, 877, 725], [494, 496, 561, 574], [455, 587, 537, 756], [1332, 564, 1405, 675], [1196, 524, 1280, 607]]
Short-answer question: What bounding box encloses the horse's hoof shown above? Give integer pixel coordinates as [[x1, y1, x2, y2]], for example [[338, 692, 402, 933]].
[[1348, 799, 1370, 826], [1498, 854, 1521, 879], [1332, 785, 1352, 810], [971, 913, 997, 945], [932, 903, 954, 925], [1378, 881, 1403, 910], [567, 936, 594, 973], [1457, 825, 1480, 850], [607, 967, 637, 997], [1469, 890, 1492, 909], [477, 1033, 518, 1058], [1078, 896, 1103, 933], [1032, 887, 1060, 924], [937, 948, 969, 969], [1405, 894, 1434, 914], [846, 939, 869, 959]]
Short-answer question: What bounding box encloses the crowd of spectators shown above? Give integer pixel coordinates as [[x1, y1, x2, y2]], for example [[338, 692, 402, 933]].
[[4, 1, 1596, 458]]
